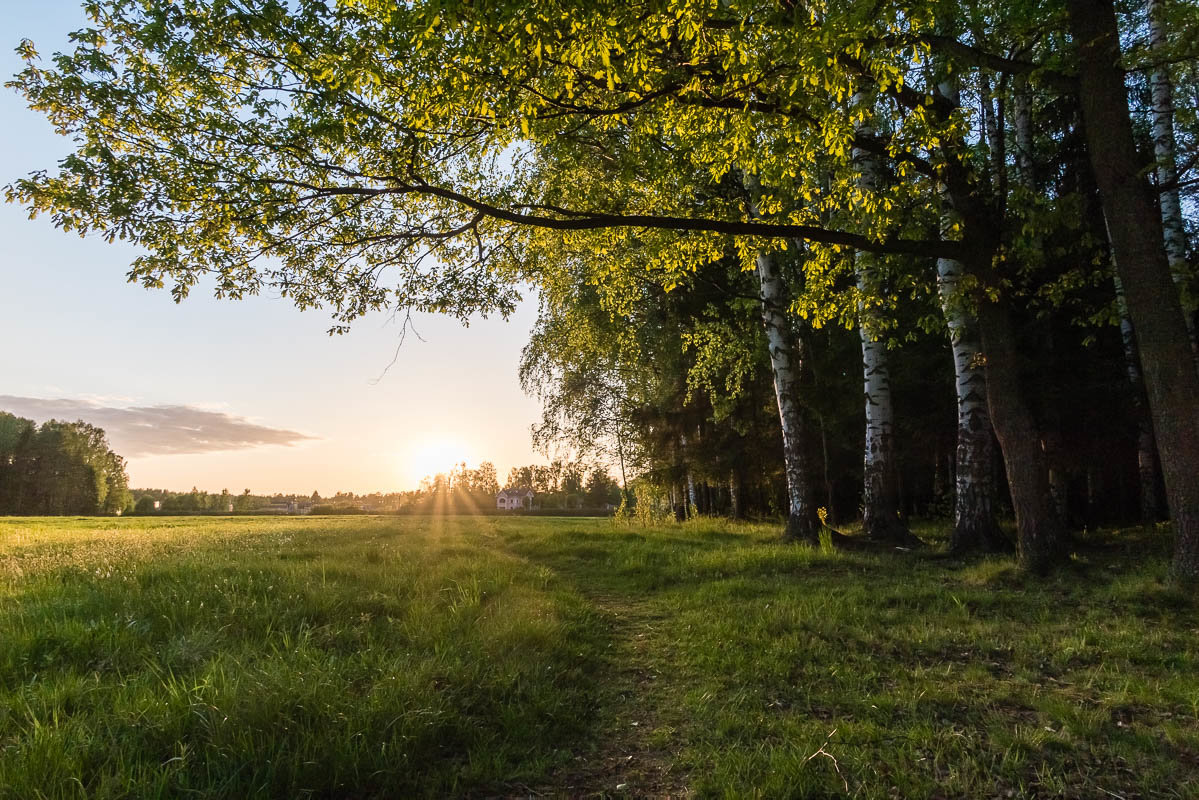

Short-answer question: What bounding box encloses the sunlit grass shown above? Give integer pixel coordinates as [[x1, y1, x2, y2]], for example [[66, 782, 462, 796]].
[[1, 516, 1196, 798], [0, 516, 603, 799]]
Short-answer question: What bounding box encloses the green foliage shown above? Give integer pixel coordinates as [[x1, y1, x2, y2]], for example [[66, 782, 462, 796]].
[[0, 412, 130, 516], [4, 0, 991, 333]]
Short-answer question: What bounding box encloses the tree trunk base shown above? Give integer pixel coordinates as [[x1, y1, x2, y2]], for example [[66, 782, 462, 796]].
[[782, 513, 819, 544], [863, 517, 926, 548], [1169, 512, 1199, 586], [949, 519, 1012, 555]]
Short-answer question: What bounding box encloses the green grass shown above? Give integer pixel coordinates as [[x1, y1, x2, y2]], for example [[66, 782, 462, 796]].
[[1, 516, 1196, 798]]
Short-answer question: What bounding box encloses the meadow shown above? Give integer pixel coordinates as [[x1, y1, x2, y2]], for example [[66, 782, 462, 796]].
[[0, 515, 1196, 799]]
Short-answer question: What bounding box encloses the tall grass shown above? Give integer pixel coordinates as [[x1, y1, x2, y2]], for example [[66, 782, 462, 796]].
[[1, 515, 1196, 798]]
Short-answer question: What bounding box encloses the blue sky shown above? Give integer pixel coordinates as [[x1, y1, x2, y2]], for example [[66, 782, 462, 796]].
[[0, 1, 548, 493]]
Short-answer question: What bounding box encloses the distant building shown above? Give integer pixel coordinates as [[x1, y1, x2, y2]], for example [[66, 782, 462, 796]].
[[496, 488, 535, 511]]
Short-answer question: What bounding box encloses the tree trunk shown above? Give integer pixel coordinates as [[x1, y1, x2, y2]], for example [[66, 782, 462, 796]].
[[852, 95, 911, 543], [1013, 79, 1035, 186], [937, 255, 1007, 552], [1068, 0, 1199, 584], [857, 289, 908, 541], [756, 250, 818, 542], [1115, 274, 1161, 523], [616, 425, 630, 509], [1012, 83, 1069, 525], [976, 298, 1065, 572], [729, 471, 743, 519], [681, 432, 698, 515], [1147, 0, 1198, 362]]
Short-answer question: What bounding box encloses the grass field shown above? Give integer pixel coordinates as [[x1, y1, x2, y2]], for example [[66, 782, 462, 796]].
[[1, 515, 1196, 799]]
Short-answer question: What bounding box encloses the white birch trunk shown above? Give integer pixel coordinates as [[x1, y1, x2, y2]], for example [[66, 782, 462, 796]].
[[936, 77, 1004, 551], [1013, 79, 1035, 186], [680, 432, 698, 516], [756, 249, 817, 541], [1147, 0, 1198, 362], [937, 255, 1005, 550], [853, 93, 908, 541], [729, 471, 743, 519], [857, 266, 905, 539]]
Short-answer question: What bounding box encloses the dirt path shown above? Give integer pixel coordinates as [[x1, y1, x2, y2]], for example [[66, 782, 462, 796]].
[[528, 592, 691, 799]]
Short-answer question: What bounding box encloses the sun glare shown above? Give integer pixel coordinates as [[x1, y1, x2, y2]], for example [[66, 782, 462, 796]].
[[408, 437, 470, 482]]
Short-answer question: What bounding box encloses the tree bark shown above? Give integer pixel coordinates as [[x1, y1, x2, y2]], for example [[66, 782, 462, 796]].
[[937, 255, 1007, 552], [756, 250, 819, 542], [1114, 274, 1161, 523], [976, 299, 1066, 572], [681, 432, 698, 515], [856, 288, 908, 541], [729, 471, 743, 519], [938, 69, 1063, 568], [936, 73, 1006, 553], [852, 95, 912, 543], [1068, 0, 1199, 584], [1147, 0, 1198, 363]]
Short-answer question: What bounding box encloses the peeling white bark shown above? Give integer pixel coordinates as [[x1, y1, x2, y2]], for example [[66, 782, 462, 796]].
[[1147, 0, 1198, 361], [937, 255, 1003, 549], [857, 265, 902, 538], [935, 77, 1003, 550], [680, 432, 698, 515], [755, 249, 815, 540], [853, 93, 907, 541], [1013, 79, 1035, 186]]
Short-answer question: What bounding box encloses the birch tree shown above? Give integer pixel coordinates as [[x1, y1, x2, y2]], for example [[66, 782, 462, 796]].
[[10, 0, 1197, 570], [1147, 0, 1198, 362], [851, 93, 911, 543]]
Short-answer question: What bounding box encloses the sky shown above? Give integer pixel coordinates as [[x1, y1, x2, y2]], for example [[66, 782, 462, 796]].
[[0, 1, 550, 494]]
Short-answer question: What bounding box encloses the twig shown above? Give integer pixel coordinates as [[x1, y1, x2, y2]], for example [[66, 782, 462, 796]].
[[369, 308, 426, 385], [804, 728, 848, 792]]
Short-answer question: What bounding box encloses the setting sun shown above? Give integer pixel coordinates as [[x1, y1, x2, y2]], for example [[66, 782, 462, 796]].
[[406, 436, 471, 482]]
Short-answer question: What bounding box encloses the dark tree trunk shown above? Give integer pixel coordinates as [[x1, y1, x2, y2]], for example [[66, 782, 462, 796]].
[[1115, 275, 1161, 523], [938, 73, 1059, 567], [729, 471, 743, 519], [976, 299, 1066, 573], [1068, 0, 1199, 583]]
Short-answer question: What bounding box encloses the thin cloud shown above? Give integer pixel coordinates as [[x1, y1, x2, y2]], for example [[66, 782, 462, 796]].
[[0, 395, 316, 456]]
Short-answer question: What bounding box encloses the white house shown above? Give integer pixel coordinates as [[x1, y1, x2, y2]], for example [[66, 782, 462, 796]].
[[496, 488, 534, 511]]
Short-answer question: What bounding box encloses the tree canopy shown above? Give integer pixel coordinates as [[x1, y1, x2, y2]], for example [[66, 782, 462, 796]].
[[8, 0, 1199, 578]]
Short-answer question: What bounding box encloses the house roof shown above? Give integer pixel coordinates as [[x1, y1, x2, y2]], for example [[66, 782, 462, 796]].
[[497, 488, 534, 498]]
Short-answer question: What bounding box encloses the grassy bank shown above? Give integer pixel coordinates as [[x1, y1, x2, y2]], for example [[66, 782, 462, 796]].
[[0, 516, 1196, 798]]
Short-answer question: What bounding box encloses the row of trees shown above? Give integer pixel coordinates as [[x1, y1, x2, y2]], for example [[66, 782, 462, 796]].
[[0, 412, 131, 515], [128, 462, 622, 516], [10, 0, 1198, 578], [504, 461, 622, 508], [130, 488, 418, 513], [411, 460, 621, 512]]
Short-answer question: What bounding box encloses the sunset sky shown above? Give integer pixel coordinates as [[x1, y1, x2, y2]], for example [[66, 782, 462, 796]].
[[0, 1, 549, 494]]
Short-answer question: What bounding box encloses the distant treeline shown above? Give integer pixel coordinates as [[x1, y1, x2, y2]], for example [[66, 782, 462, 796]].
[[0, 412, 132, 515], [129, 460, 623, 516], [411, 460, 621, 513], [128, 488, 416, 515]]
